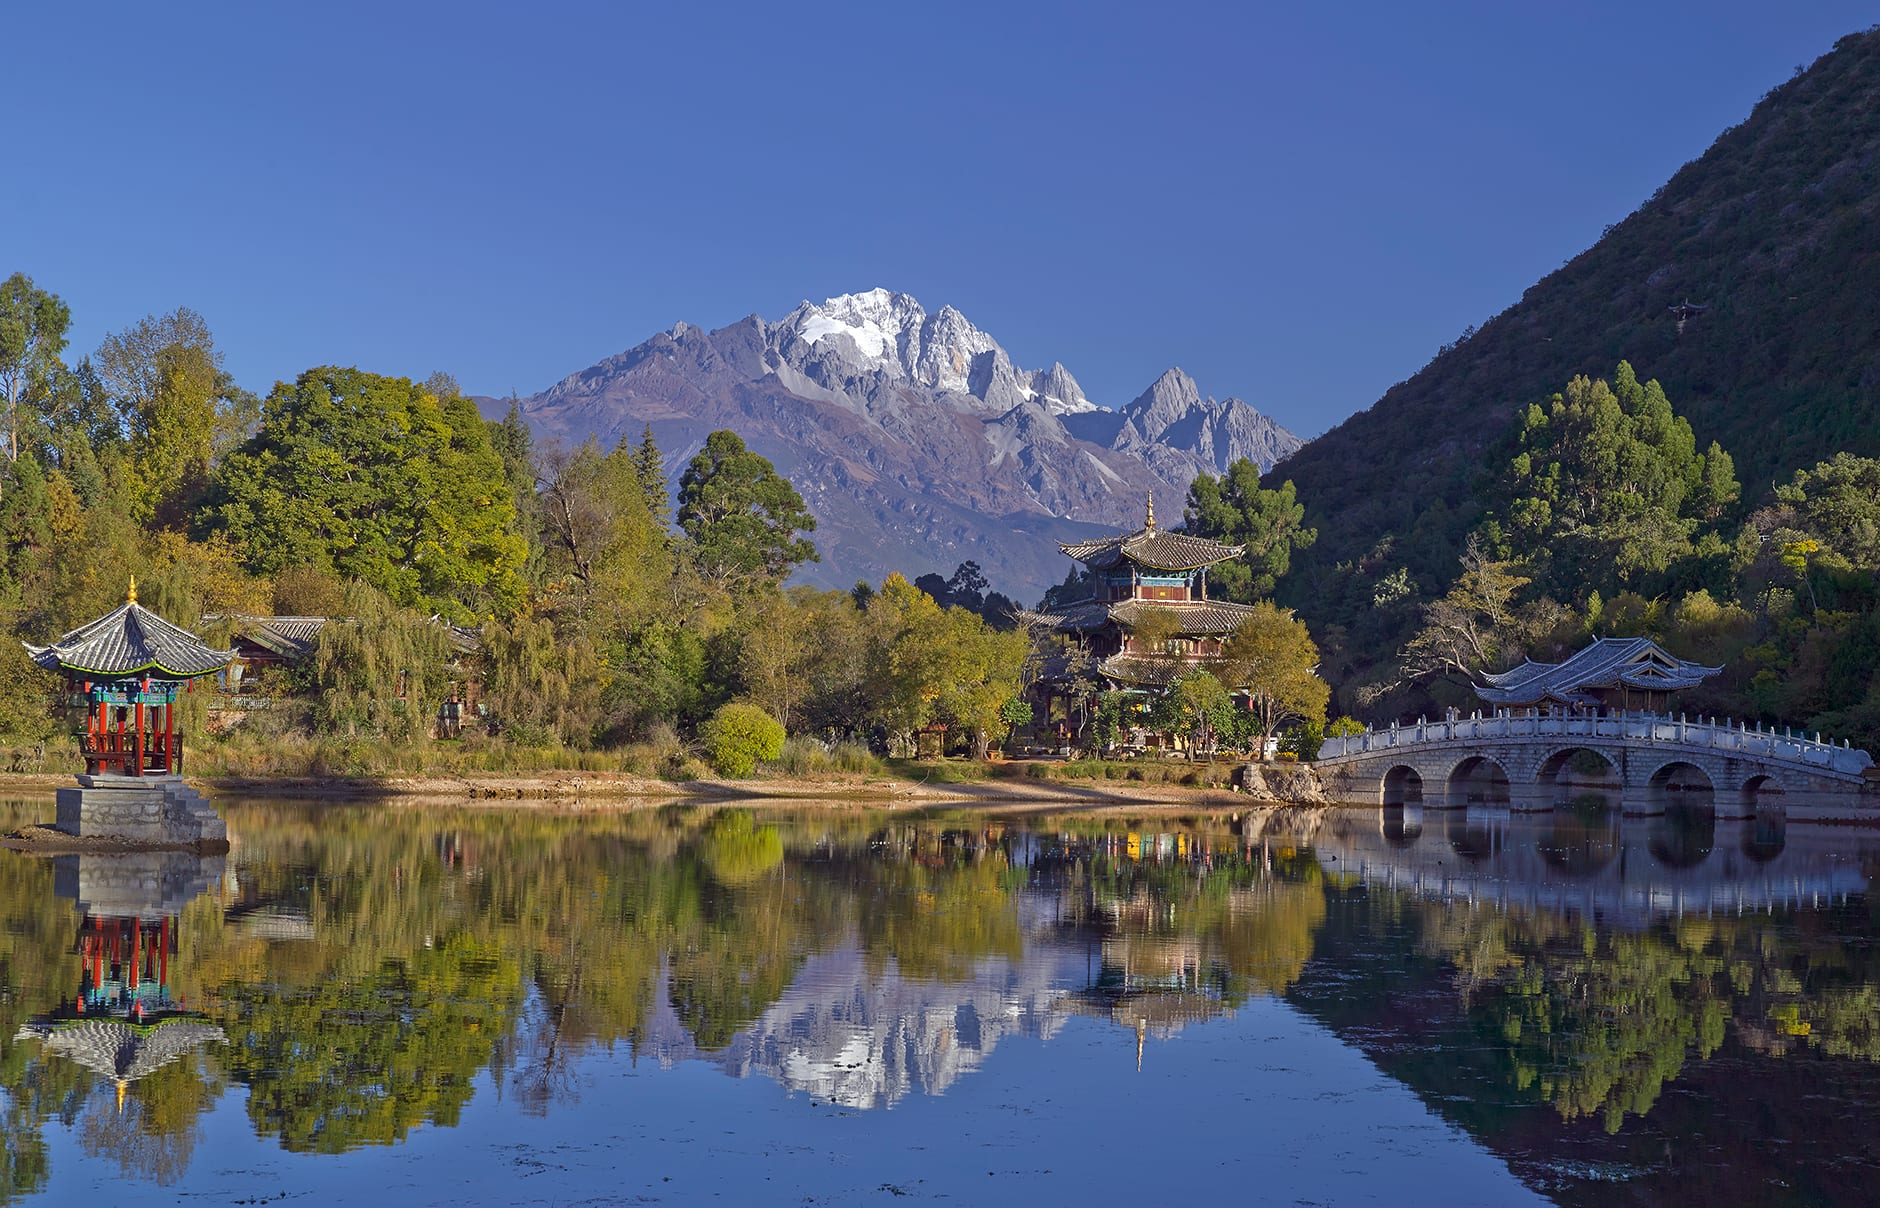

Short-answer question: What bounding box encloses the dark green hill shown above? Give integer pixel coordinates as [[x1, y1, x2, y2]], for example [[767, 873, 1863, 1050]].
[[1276, 28, 1880, 630]]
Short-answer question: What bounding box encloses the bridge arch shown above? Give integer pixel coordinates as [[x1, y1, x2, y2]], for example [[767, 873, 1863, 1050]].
[[1646, 760, 1716, 813], [1381, 765, 1424, 807], [1536, 746, 1621, 794], [1444, 755, 1512, 810], [1741, 773, 1785, 814]]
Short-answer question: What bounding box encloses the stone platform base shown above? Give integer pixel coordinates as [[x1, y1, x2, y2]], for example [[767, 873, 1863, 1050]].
[[53, 776, 228, 851]]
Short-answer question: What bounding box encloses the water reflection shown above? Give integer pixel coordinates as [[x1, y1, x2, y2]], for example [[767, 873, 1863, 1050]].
[[0, 800, 1870, 1204]]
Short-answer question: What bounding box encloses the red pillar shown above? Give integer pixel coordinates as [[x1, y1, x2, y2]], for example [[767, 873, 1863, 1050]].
[[134, 700, 145, 776], [130, 919, 140, 996], [159, 915, 169, 990]]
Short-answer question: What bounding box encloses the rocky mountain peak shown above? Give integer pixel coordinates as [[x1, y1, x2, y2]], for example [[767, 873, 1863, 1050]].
[[507, 289, 1305, 597], [1125, 368, 1205, 429]]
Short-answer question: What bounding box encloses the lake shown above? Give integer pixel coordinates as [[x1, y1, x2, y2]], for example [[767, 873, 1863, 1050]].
[[0, 794, 1876, 1206]]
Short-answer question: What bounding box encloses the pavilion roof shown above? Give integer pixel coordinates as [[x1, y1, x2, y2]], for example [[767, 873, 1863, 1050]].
[[1476, 637, 1722, 707], [24, 600, 233, 680], [1060, 527, 1245, 573], [1023, 597, 1260, 638], [1095, 654, 1191, 688]]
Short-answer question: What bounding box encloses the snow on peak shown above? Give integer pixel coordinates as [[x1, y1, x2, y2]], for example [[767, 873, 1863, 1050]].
[[778, 289, 1103, 414]]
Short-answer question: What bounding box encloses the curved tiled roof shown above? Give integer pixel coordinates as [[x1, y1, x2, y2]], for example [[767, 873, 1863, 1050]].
[[24, 602, 233, 679], [1060, 527, 1245, 572], [1109, 598, 1261, 635], [1096, 654, 1189, 688], [1024, 597, 1261, 638], [1476, 637, 1722, 706]]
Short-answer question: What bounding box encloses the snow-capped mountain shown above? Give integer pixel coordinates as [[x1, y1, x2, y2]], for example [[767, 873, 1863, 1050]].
[[500, 289, 1304, 598], [778, 288, 1100, 416]]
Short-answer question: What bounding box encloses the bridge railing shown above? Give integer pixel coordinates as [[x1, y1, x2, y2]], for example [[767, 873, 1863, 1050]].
[[1315, 709, 1875, 775]]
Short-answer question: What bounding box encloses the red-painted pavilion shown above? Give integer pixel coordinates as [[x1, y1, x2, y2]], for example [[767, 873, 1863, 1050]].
[[23, 581, 232, 777]]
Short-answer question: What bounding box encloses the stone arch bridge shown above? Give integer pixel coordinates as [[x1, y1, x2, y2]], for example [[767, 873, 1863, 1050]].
[[1312, 710, 1879, 821]]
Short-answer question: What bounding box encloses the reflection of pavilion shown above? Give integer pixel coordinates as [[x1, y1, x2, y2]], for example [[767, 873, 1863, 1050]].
[[13, 851, 227, 1104]]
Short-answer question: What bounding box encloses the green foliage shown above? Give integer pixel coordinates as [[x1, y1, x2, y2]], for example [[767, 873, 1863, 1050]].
[[699, 702, 785, 777], [207, 367, 527, 619], [1223, 602, 1330, 756], [1498, 363, 1738, 595], [1184, 461, 1316, 601], [630, 424, 671, 527], [677, 430, 817, 585], [307, 581, 457, 742], [0, 274, 71, 463]]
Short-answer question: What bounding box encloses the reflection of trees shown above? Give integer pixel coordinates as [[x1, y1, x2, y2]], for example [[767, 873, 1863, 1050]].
[[1410, 889, 1880, 1133], [15, 799, 1880, 1186], [1067, 841, 1327, 1009], [215, 936, 520, 1152], [849, 833, 1022, 983], [75, 1052, 223, 1184]]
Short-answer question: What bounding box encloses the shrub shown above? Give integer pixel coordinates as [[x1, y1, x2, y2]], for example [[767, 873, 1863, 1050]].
[[700, 703, 786, 778]]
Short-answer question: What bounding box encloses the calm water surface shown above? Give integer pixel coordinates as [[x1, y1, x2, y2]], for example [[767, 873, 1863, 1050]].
[[0, 795, 1876, 1206]]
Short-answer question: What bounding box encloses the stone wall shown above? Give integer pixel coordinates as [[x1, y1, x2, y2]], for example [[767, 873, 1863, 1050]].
[[54, 777, 228, 850]]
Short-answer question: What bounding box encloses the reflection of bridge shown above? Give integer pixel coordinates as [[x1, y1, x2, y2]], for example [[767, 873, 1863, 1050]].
[[1313, 807, 1877, 925], [1314, 711, 1879, 820]]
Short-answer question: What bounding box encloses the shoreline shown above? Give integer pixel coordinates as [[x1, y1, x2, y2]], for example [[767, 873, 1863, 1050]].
[[0, 764, 1301, 811]]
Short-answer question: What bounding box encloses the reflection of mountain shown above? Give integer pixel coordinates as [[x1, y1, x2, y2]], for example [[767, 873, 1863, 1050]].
[[702, 944, 1077, 1109]]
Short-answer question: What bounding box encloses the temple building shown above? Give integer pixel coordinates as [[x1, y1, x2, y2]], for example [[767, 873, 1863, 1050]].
[[1026, 495, 1260, 694], [1475, 637, 1724, 713]]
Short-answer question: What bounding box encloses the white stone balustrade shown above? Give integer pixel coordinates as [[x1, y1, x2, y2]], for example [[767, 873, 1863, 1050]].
[[1317, 709, 1875, 777]]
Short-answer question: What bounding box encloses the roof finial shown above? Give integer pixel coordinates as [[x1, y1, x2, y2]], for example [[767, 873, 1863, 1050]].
[[127, 575, 137, 606], [1145, 491, 1155, 530]]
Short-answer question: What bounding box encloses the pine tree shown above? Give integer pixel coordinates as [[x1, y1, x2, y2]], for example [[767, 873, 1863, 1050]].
[[630, 425, 671, 527]]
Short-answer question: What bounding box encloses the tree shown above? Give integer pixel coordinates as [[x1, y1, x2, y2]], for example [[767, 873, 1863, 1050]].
[[1184, 460, 1317, 600], [1155, 668, 1237, 756], [0, 275, 71, 465], [629, 425, 671, 528], [1499, 363, 1738, 593], [1774, 453, 1880, 572], [700, 702, 786, 777], [1394, 535, 1537, 688], [1223, 602, 1329, 758], [96, 309, 228, 525], [207, 367, 527, 619], [676, 431, 817, 585], [946, 561, 988, 612]]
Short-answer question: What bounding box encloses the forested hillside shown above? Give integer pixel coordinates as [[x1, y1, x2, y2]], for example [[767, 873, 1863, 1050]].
[[1263, 28, 1880, 728], [1274, 28, 1880, 648]]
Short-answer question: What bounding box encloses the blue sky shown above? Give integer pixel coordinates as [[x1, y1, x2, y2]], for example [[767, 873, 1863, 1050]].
[[10, 2, 1876, 437]]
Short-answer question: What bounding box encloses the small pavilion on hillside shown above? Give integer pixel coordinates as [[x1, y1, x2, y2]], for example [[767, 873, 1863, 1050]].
[[1475, 637, 1723, 714], [24, 582, 233, 778]]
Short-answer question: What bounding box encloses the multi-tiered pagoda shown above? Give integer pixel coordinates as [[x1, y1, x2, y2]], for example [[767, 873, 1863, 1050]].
[[1027, 495, 1260, 699]]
